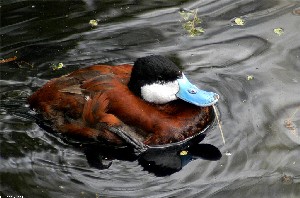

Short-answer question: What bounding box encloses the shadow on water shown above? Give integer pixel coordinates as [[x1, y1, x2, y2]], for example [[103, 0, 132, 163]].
[[29, 106, 221, 177], [138, 143, 221, 176], [82, 141, 222, 177]]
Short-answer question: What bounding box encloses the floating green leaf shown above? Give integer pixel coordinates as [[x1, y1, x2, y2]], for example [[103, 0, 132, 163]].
[[234, 17, 245, 26], [179, 9, 204, 37], [180, 150, 188, 156], [247, 75, 254, 80], [52, 63, 64, 70], [274, 28, 284, 36], [89, 19, 98, 27]]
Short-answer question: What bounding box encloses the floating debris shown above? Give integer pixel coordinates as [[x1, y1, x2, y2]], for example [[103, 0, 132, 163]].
[[273, 28, 284, 36], [213, 104, 226, 145], [16, 60, 34, 68], [179, 9, 204, 37], [284, 107, 299, 136], [89, 19, 98, 27], [0, 56, 34, 69], [247, 75, 254, 80], [180, 150, 188, 156], [52, 62, 64, 70], [284, 120, 296, 131], [0, 56, 17, 64], [281, 174, 293, 185], [292, 8, 300, 16], [234, 17, 245, 26]]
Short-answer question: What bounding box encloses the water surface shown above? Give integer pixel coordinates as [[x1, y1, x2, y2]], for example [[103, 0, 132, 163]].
[[1, 0, 300, 197]]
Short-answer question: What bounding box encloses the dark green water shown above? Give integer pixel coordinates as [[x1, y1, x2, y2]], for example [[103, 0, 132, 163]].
[[1, 0, 300, 197]]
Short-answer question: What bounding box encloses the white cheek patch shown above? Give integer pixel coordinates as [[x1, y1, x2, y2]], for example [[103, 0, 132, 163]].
[[141, 80, 179, 104]]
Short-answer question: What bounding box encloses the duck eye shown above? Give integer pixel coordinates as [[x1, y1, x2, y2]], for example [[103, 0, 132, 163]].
[[188, 88, 197, 94]]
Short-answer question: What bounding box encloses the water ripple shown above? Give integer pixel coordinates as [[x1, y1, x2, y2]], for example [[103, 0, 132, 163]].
[[1, 0, 300, 197]]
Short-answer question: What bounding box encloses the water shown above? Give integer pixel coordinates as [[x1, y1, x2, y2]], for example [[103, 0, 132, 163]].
[[1, 0, 300, 197]]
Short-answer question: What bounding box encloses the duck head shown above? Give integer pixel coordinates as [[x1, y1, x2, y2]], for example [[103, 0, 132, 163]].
[[128, 55, 219, 106]]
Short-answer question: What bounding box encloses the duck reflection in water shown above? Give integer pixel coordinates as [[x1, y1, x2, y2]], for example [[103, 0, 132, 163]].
[[29, 55, 221, 176]]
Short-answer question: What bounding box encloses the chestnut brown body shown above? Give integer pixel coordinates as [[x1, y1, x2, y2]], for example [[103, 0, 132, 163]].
[[28, 64, 214, 146]]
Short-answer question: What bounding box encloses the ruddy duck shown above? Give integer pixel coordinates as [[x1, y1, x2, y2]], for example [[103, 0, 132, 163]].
[[28, 55, 219, 150]]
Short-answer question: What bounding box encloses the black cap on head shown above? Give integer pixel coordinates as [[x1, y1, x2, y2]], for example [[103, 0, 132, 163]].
[[128, 55, 182, 97]]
